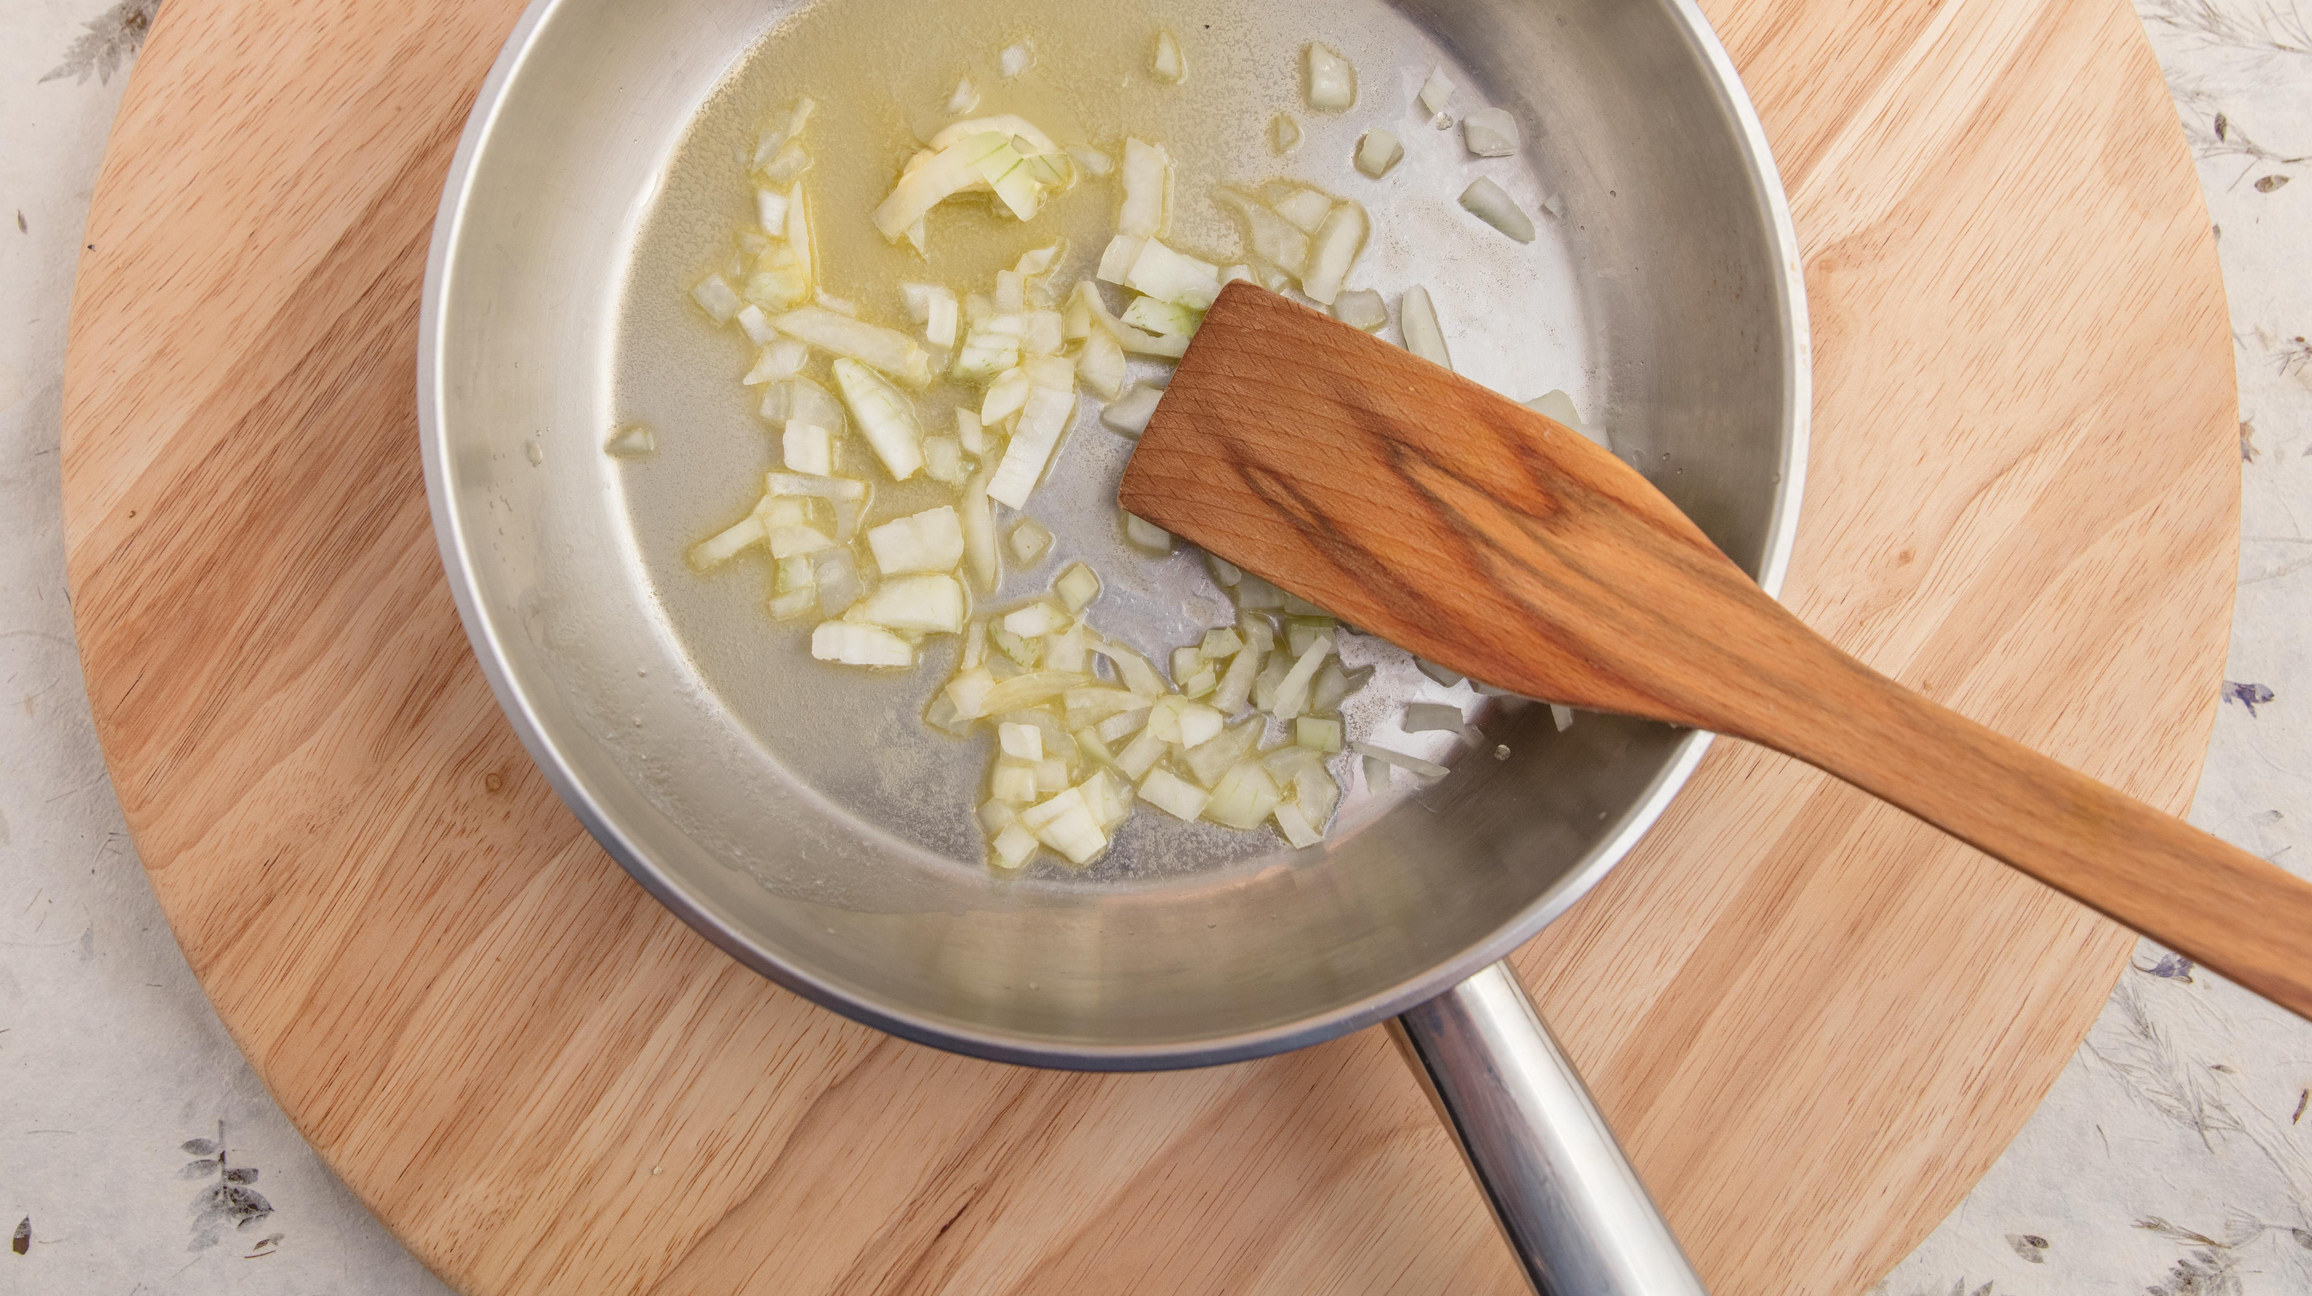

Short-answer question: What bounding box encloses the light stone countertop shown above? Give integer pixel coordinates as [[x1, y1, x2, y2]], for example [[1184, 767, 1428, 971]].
[[0, 1, 2305, 1292]]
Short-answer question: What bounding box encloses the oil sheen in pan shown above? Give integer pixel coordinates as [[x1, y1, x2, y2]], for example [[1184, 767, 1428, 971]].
[[605, 0, 1596, 883]]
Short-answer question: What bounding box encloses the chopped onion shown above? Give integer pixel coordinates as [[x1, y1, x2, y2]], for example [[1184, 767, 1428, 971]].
[[1090, 639, 1168, 696], [812, 548, 862, 616], [768, 586, 818, 620], [757, 138, 811, 185], [779, 307, 933, 387], [1524, 389, 1609, 449], [1271, 633, 1334, 719], [866, 504, 965, 576], [1003, 600, 1066, 639], [1307, 660, 1371, 715], [1204, 760, 1281, 829], [929, 115, 1061, 155], [1295, 716, 1343, 752], [952, 324, 1022, 382], [1269, 114, 1302, 154], [1418, 66, 1455, 119], [1184, 720, 1261, 786], [1097, 235, 1145, 285], [977, 670, 1094, 716], [946, 77, 979, 114], [1066, 144, 1114, 177], [1122, 512, 1173, 552], [1125, 239, 1223, 310], [858, 573, 967, 634], [959, 458, 999, 592], [1200, 627, 1243, 658], [1299, 201, 1367, 306], [812, 622, 914, 668], [1151, 30, 1185, 82], [999, 721, 1044, 761], [756, 187, 790, 233], [735, 304, 778, 344], [923, 434, 966, 485], [999, 42, 1035, 79], [1264, 183, 1335, 233], [1056, 562, 1102, 611], [744, 339, 811, 385], [981, 366, 1033, 424], [1021, 310, 1065, 356], [1094, 707, 1148, 744], [990, 822, 1038, 868], [1067, 686, 1141, 726], [1462, 107, 1522, 158], [1009, 517, 1053, 565], [691, 273, 742, 323], [1460, 176, 1536, 243], [1355, 130, 1403, 178], [871, 132, 1011, 240], [1400, 286, 1452, 369], [955, 406, 988, 455], [1551, 703, 1576, 732], [1119, 139, 1172, 238], [604, 424, 656, 458], [1207, 555, 1243, 587], [1138, 768, 1209, 821], [781, 423, 836, 476], [785, 184, 814, 284], [831, 359, 925, 481], [689, 512, 766, 569], [1222, 192, 1311, 275], [1403, 701, 1467, 735], [1076, 325, 1126, 399], [1272, 800, 1323, 849], [1121, 296, 1200, 338], [986, 386, 1074, 508], [1351, 741, 1449, 779], [1332, 289, 1387, 332], [1303, 44, 1355, 111]]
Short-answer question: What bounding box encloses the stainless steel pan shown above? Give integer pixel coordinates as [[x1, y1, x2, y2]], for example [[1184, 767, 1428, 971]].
[[421, 0, 1806, 1288]]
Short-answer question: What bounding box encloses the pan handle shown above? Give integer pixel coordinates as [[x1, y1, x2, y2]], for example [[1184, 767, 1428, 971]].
[[1393, 962, 1707, 1296]]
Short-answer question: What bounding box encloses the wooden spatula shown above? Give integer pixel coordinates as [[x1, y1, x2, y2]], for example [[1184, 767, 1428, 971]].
[[1120, 281, 2312, 1019]]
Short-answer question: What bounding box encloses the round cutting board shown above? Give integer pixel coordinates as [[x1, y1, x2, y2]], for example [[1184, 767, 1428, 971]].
[[61, 0, 2236, 1291]]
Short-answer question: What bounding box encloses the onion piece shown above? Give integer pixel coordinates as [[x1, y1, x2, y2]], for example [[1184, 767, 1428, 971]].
[[1055, 562, 1101, 612], [1403, 701, 1467, 735], [999, 42, 1035, 80], [1355, 130, 1403, 178], [990, 822, 1038, 868], [1295, 716, 1343, 752], [1204, 760, 1281, 829], [1419, 66, 1455, 120], [1524, 389, 1609, 449], [735, 304, 778, 344], [1066, 144, 1114, 177], [929, 115, 1060, 154], [1271, 633, 1335, 719], [756, 187, 790, 233], [1207, 555, 1243, 587], [978, 671, 1094, 715], [999, 721, 1044, 761], [1269, 114, 1301, 154], [1221, 192, 1311, 275], [870, 132, 1011, 240], [1263, 183, 1335, 233], [757, 138, 811, 184], [1096, 235, 1145, 285], [1138, 768, 1209, 821], [1122, 512, 1173, 553], [781, 423, 836, 476], [1184, 720, 1261, 787], [831, 359, 926, 481], [922, 435, 966, 486], [986, 386, 1074, 508], [604, 424, 656, 458], [1115, 729, 1167, 779], [1125, 239, 1223, 310], [1090, 640, 1168, 696], [1272, 800, 1323, 849], [947, 78, 979, 115], [866, 505, 966, 576], [1151, 29, 1185, 82], [778, 307, 933, 387], [1303, 43, 1356, 111], [784, 184, 814, 284], [857, 573, 967, 634], [1351, 741, 1449, 779], [1120, 297, 1200, 338], [744, 339, 810, 385], [812, 548, 863, 616], [981, 366, 1033, 424], [1094, 708, 1149, 744], [1009, 517, 1053, 565], [1460, 176, 1537, 243], [1462, 107, 1522, 158], [959, 458, 999, 592], [812, 622, 914, 668], [1077, 325, 1126, 399], [762, 470, 865, 502], [955, 407, 988, 456], [1400, 286, 1452, 370], [1332, 289, 1387, 332], [1119, 139, 1172, 238], [691, 273, 741, 323], [1299, 202, 1367, 306], [689, 513, 766, 569], [1551, 704, 1576, 732]]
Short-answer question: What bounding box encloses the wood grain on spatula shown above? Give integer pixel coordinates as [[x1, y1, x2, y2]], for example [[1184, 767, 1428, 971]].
[[1122, 282, 2312, 1019]]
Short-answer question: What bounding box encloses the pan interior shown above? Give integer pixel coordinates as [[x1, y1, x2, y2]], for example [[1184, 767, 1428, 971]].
[[426, 0, 1803, 1064]]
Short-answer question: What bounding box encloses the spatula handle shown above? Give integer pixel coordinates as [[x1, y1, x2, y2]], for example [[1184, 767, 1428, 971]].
[[1721, 624, 2312, 1015]]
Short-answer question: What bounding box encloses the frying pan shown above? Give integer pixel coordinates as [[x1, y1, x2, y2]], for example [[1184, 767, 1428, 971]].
[[420, 0, 1807, 1289]]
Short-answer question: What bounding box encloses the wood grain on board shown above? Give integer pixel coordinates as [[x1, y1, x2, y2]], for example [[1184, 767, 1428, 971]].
[[59, 0, 2235, 1293]]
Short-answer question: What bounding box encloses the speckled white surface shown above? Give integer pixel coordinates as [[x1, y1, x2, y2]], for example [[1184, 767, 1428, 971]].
[[0, 1, 2304, 1292]]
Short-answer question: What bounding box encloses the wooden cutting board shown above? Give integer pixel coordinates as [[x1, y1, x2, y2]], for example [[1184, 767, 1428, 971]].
[[59, 0, 2235, 1291]]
